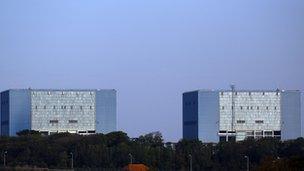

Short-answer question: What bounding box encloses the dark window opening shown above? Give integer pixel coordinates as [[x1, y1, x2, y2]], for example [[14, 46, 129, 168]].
[[255, 120, 264, 124], [237, 120, 245, 124], [69, 120, 78, 123], [50, 120, 58, 123], [219, 136, 226, 142]]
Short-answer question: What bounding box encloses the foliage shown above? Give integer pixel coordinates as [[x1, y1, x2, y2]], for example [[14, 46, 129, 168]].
[[0, 131, 303, 170]]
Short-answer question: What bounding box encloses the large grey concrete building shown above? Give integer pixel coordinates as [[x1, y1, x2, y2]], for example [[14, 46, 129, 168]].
[[0, 89, 116, 136], [183, 89, 302, 142]]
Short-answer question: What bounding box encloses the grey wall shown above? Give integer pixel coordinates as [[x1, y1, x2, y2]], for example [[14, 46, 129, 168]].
[[9, 90, 31, 136], [198, 91, 219, 143], [183, 91, 198, 140], [0, 94, 1, 134], [95, 89, 117, 134], [281, 91, 301, 140], [1, 91, 10, 136]]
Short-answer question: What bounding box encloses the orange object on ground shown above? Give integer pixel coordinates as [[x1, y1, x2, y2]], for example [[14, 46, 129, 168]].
[[123, 164, 149, 171]]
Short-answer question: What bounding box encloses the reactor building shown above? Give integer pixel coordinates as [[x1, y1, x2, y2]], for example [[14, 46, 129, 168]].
[[183, 88, 302, 142], [0, 89, 116, 136]]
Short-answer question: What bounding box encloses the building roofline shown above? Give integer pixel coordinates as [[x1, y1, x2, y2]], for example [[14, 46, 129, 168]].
[[183, 89, 301, 94], [1, 89, 116, 93]]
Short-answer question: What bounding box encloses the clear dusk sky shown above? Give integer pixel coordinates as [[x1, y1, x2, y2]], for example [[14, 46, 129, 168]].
[[0, 0, 303, 141]]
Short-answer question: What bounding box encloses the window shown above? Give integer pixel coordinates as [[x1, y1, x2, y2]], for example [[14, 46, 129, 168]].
[[221, 106, 225, 110], [44, 105, 46, 109], [247, 106, 250, 110], [64, 106, 66, 109], [221, 92, 224, 96], [250, 106, 253, 110], [69, 120, 78, 123], [80, 106, 83, 110], [257, 106, 259, 110], [235, 92, 238, 95], [262, 92, 265, 95], [249, 92, 251, 96], [266, 106, 269, 110], [237, 120, 245, 124], [274, 106, 277, 110], [255, 120, 264, 124], [274, 131, 281, 136], [35, 106, 38, 109], [240, 106, 243, 110], [264, 131, 272, 136], [90, 106, 93, 110], [61, 106, 64, 109], [71, 106, 73, 109], [255, 131, 263, 136], [231, 106, 234, 110], [50, 120, 58, 124], [53, 106, 56, 109]]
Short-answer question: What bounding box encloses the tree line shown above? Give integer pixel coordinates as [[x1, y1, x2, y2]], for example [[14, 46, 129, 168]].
[[0, 130, 303, 170]]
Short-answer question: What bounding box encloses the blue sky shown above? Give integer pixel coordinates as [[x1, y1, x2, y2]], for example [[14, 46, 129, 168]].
[[0, 0, 303, 141]]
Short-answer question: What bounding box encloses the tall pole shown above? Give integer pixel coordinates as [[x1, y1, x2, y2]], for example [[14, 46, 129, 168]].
[[70, 152, 73, 169], [244, 156, 249, 171], [3, 151, 7, 167], [188, 154, 192, 171], [128, 153, 133, 164]]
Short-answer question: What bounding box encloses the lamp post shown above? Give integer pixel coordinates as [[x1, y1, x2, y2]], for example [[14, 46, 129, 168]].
[[128, 153, 133, 164], [188, 154, 192, 171], [3, 151, 7, 167], [244, 156, 249, 171], [70, 152, 73, 169]]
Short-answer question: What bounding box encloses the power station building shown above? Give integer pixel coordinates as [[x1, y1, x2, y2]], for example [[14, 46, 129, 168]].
[[0, 89, 116, 136], [183, 89, 302, 142]]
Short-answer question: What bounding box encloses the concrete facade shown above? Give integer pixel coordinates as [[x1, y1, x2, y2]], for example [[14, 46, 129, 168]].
[[183, 89, 302, 143], [0, 89, 116, 136]]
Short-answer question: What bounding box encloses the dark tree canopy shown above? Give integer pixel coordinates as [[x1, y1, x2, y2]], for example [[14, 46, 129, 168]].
[[0, 130, 303, 170]]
